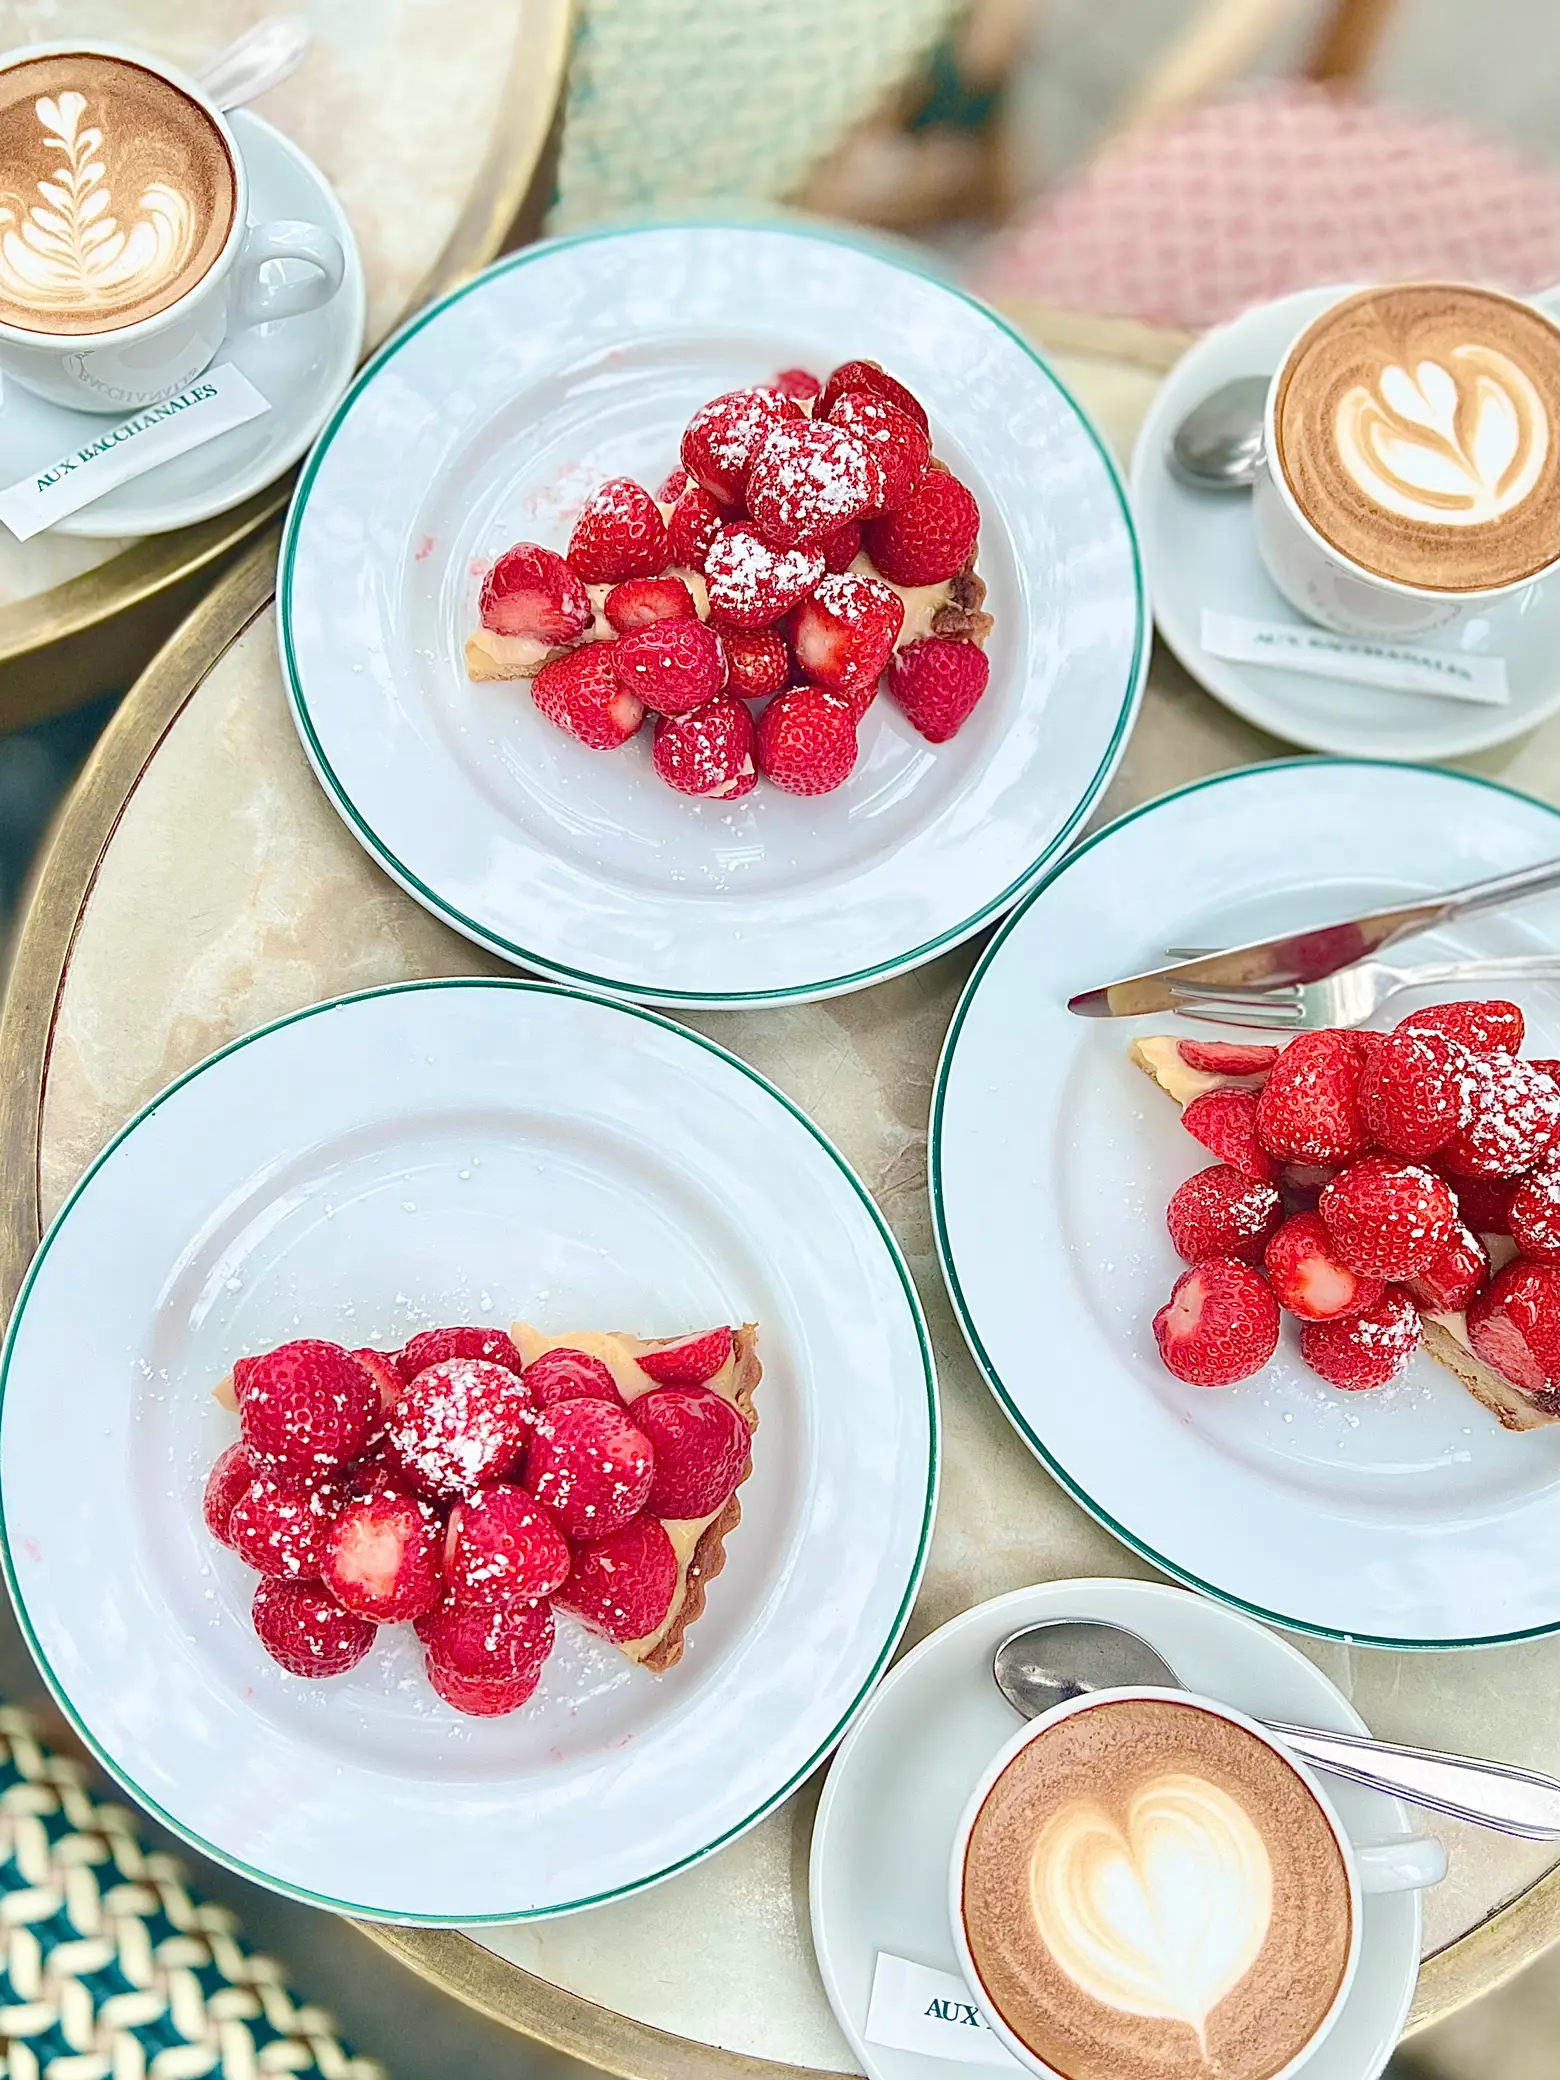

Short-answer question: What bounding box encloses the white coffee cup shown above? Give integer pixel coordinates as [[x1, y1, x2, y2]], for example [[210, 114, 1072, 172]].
[[1253, 282, 1560, 636], [0, 40, 345, 413], [948, 1687, 1446, 2080]]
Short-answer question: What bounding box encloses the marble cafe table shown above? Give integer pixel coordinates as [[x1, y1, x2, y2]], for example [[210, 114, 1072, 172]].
[[0, 0, 570, 728], [7, 300, 1560, 2078]]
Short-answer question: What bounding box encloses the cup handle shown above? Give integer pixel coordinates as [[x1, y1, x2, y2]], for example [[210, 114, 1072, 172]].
[[231, 220, 345, 327], [1353, 1834, 1448, 1895]]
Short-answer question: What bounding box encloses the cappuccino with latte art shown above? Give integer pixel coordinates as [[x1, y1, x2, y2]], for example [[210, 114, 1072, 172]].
[[1274, 283, 1560, 593], [956, 1698, 1354, 2080]]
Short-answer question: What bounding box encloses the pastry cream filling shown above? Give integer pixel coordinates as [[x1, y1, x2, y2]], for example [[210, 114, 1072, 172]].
[[1029, 1775, 1272, 2050], [1128, 1036, 1243, 1107], [512, 1323, 744, 1662]]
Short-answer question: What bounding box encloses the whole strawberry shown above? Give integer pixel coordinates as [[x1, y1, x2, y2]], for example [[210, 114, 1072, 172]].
[[633, 1385, 751, 1517], [240, 1340, 380, 1480], [522, 1346, 625, 1408], [444, 1484, 571, 1603], [1510, 1168, 1560, 1261], [682, 387, 802, 503], [1166, 1164, 1283, 1265], [745, 421, 885, 549], [825, 390, 929, 511], [861, 468, 980, 585], [821, 519, 863, 572], [1401, 1222, 1489, 1311], [558, 1515, 679, 1642], [653, 696, 757, 800], [1396, 999, 1524, 1054], [532, 643, 645, 750], [886, 637, 990, 743], [754, 685, 859, 796], [1152, 1257, 1280, 1386], [704, 527, 824, 629], [771, 365, 822, 401], [229, 1475, 343, 1580], [1318, 1155, 1458, 1278], [603, 576, 697, 632], [722, 627, 790, 700], [479, 543, 591, 641], [1357, 1028, 1474, 1157], [666, 483, 727, 571], [567, 478, 671, 584], [612, 617, 726, 716], [524, 1397, 655, 1539], [1181, 1086, 1273, 1182], [252, 1579, 376, 1678], [386, 1356, 538, 1499], [1299, 1287, 1421, 1390], [203, 1442, 256, 1548], [817, 359, 930, 432], [1254, 1030, 1372, 1166], [1467, 1259, 1560, 1404], [401, 1326, 523, 1377], [790, 572, 904, 713], [1440, 1054, 1560, 1177]]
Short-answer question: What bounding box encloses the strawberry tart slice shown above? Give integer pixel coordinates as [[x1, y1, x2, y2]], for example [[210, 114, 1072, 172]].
[[1131, 1008, 1560, 1430], [463, 358, 993, 800], [204, 1318, 760, 1714]]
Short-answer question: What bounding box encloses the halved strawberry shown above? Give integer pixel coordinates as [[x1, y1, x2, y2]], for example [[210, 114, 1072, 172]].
[[557, 1516, 679, 1642], [638, 1328, 734, 1385], [1263, 1211, 1383, 1321], [533, 643, 645, 750], [1299, 1288, 1421, 1389], [789, 572, 903, 712], [1152, 1258, 1280, 1386], [1175, 1040, 1280, 1077], [478, 544, 592, 642], [1181, 1086, 1273, 1182], [351, 1348, 404, 1415], [524, 1399, 654, 1539], [322, 1490, 444, 1622], [603, 576, 697, 633], [1167, 1166, 1282, 1265]]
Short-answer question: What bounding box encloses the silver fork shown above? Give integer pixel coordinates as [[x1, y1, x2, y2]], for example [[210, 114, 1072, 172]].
[[1169, 952, 1560, 1029]]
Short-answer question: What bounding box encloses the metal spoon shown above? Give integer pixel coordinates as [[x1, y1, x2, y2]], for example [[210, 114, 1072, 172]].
[[198, 16, 310, 111], [994, 1618, 1560, 1840], [1167, 375, 1269, 490]]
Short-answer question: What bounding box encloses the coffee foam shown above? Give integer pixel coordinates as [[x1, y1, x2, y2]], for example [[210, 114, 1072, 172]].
[[1276, 284, 1560, 591], [962, 1700, 1352, 2080], [0, 53, 235, 336]]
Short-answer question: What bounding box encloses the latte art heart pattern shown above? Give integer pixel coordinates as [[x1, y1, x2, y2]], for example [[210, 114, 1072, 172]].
[[1336, 346, 1549, 528], [1028, 1773, 1273, 2048]]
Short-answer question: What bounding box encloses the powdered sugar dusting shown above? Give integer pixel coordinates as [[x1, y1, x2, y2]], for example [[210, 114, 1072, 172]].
[[746, 421, 884, 547]]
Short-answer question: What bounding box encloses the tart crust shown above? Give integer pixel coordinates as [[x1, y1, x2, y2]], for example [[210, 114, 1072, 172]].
[[1131, 1034, 1560, 1427]]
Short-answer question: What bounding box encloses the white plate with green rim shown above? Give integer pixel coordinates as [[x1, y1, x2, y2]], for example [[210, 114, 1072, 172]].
[[932, 759, 1560, 1649], [277, 220, 1146, 1008], [0, 980, 938, 1920]]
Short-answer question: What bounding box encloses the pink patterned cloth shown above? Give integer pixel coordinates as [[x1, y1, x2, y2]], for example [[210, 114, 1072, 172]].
[[973, 82, 1560, 331]]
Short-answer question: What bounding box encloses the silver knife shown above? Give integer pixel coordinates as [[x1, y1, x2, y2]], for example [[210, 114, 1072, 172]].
[[1068, 855, 1560, 1018]]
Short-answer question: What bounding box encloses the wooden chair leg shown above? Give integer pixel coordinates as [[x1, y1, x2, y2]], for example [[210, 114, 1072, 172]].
[[1304, 0, 1403, 83]]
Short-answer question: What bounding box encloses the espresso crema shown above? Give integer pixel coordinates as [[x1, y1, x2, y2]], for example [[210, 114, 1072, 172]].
[[1275, 283, 1560, 591], [0, 52, 235, 336], [961, 1700, 1353, 2080]]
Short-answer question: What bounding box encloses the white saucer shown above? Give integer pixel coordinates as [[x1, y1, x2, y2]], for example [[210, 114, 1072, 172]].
[[810, 1579, 1424, 2080], [0, 109, 364, 539], [0, 980, 937, 1920], [932, 759, 1560, 1648], [1130, 284, 1560, 760], [278, 220, 1146, 1008]]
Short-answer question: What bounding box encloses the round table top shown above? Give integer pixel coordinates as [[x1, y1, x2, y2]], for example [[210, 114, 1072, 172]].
[[5, 298, 1560, 2076], [0, 0, 570, 727]]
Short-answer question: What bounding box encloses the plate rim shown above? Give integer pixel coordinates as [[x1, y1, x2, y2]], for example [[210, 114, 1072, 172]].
[[275, 215, 1149, 1009], [930, 755, 1560, 1652], [0, 974, 941, 1922]]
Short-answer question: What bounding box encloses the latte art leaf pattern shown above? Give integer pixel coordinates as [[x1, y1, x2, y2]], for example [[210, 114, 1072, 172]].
[[0, 91, 197, 316], [1028, 1773, 1273, 2051], [1336, 344, 1549, 528]]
